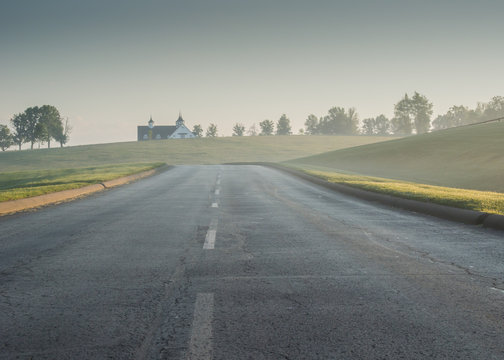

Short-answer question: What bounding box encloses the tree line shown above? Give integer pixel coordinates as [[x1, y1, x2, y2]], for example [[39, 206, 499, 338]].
[[3, 95, 501, 148], [190, 114, 294, 138], [190, 93, 503, 138], [307, 93, 504, 136], [0, 105, 70, 151]]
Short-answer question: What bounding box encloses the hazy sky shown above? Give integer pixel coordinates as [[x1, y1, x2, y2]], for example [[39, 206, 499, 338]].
[[1, 0, 503, 145]]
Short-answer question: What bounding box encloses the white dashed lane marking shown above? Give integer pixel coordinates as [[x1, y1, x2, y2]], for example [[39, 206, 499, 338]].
[[203, 218, 218, 250], [491, 287, 504, 295], [187, 293, 214, 360]]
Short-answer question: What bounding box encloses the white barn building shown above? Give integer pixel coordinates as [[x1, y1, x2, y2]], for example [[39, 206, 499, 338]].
[[137, 113, 196, 141]]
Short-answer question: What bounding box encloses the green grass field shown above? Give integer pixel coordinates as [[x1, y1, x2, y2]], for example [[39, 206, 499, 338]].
[[0, 163, 163, 202], [0, 135, 391, 201], [300, 169, 504, 215], [0, 135, 392, 172], [287, 121, 504, 193]]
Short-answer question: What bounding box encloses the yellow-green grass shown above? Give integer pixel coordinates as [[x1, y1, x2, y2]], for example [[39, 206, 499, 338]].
[[287, 121, 504, 193], [302, 169, 504, 215], [0, 136, 393, 202], [0, 135, 394, 172], [0, 163, 164, 202]]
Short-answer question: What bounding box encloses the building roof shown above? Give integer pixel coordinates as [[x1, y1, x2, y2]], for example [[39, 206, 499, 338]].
[[137, 125, 177, 139]]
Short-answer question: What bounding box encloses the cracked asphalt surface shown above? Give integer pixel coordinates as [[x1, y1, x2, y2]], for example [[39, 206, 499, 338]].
[[1, 165, 503, 359]]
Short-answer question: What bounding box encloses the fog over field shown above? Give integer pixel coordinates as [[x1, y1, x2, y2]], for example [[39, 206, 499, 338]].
[[0, 0, 503, 145]]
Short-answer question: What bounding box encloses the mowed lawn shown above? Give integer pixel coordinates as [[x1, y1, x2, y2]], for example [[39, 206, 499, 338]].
[[0, 163, 163, 202], [287, 121, 504, 193], [0, 135, 392, 201], [300, 170, 504, 215], [0, 135, 393, 172], [286, 121, 504, 215]]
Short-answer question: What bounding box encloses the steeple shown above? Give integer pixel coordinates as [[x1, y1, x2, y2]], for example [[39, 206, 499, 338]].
[[148, 115, 154, 129], [176, 111, 184, 128]]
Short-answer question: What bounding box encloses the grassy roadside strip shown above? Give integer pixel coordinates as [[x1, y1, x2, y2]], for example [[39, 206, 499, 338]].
[[0, 162, 165, 202], [297, 169, 504, 216]]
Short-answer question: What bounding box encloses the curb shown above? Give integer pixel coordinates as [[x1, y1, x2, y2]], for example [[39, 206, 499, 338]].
[[226, 162, 504, 232], [0, 165, 171, 216]]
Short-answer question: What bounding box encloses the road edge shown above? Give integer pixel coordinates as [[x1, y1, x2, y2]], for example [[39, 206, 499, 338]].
[[226, 162, 504, 231], [0, 164, 172, 216]]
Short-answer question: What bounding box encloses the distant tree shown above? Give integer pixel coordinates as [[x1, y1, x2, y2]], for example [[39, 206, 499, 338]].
[[298, 128, 304, 135], [361, 118, 375, 135], [24, 106, 43, 149], [318, 107, 359, 135], [206, 123, 218, 137], [54, 117, 71, 147], [192, 124, 203, 137], [481, 96, 504, 121], [0, 124, 13, 151], [431, 96, 504, 132], [345, 108, 359, 135], [432, 105, 470, 130], [34, 121, 48, 148], [247, 123, 258, 136], [232, 123, 245, 136], [374, 114, 391, 135], [38, 105, 63, 148], [10, 112, 27, 150], [10, 105, 65, 149], [259, 119, 274, 135], [363, 115, 391, 135], [392, 92, 432, 134], [392, 94, 413, 135], [276, 114, 292, 135], [304, 114, 319, 135], [411, 92, 433, 134]]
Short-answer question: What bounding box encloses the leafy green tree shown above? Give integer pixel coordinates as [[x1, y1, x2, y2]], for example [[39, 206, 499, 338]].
[[247, 123, 257, 136], [232, 123, 245, 136], [411, 92, 433, 134], [34, 122, 49, 148], [304, 114, 319, 135], [38, 105, 63, 148], [362, 115, 390, 135], [374, 115, 391, 135], [24, 106, 43, 149], [276, 114, 292, 135], [10, 112, 27, 150], [192, 124, 203, 137], [432, 105, 470, 130], [482, 96, 504, 121], [392, 92, 432, 134], [259, 119, 274, 135], [0, 124, 13, 151], [54, 117, 71, 147], [318, 107, 359, 135], [392, 94, 413, 135], [10, 105, 65, 149], [362, 118, 375, 135], [206, 123, 218, 137]]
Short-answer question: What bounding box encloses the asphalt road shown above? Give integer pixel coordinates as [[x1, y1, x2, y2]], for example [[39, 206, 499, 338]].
[[1, 165, 503, 359]]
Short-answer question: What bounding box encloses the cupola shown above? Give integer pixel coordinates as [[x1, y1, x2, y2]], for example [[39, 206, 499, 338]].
[[176, 112, 184, 128]]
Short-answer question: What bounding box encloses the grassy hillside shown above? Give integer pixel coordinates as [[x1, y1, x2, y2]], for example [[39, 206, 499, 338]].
[[0, 163, 163, 202], [287, 121, 504, 193], [0, 135, 393, 172], [299, 170, 504, 215]]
